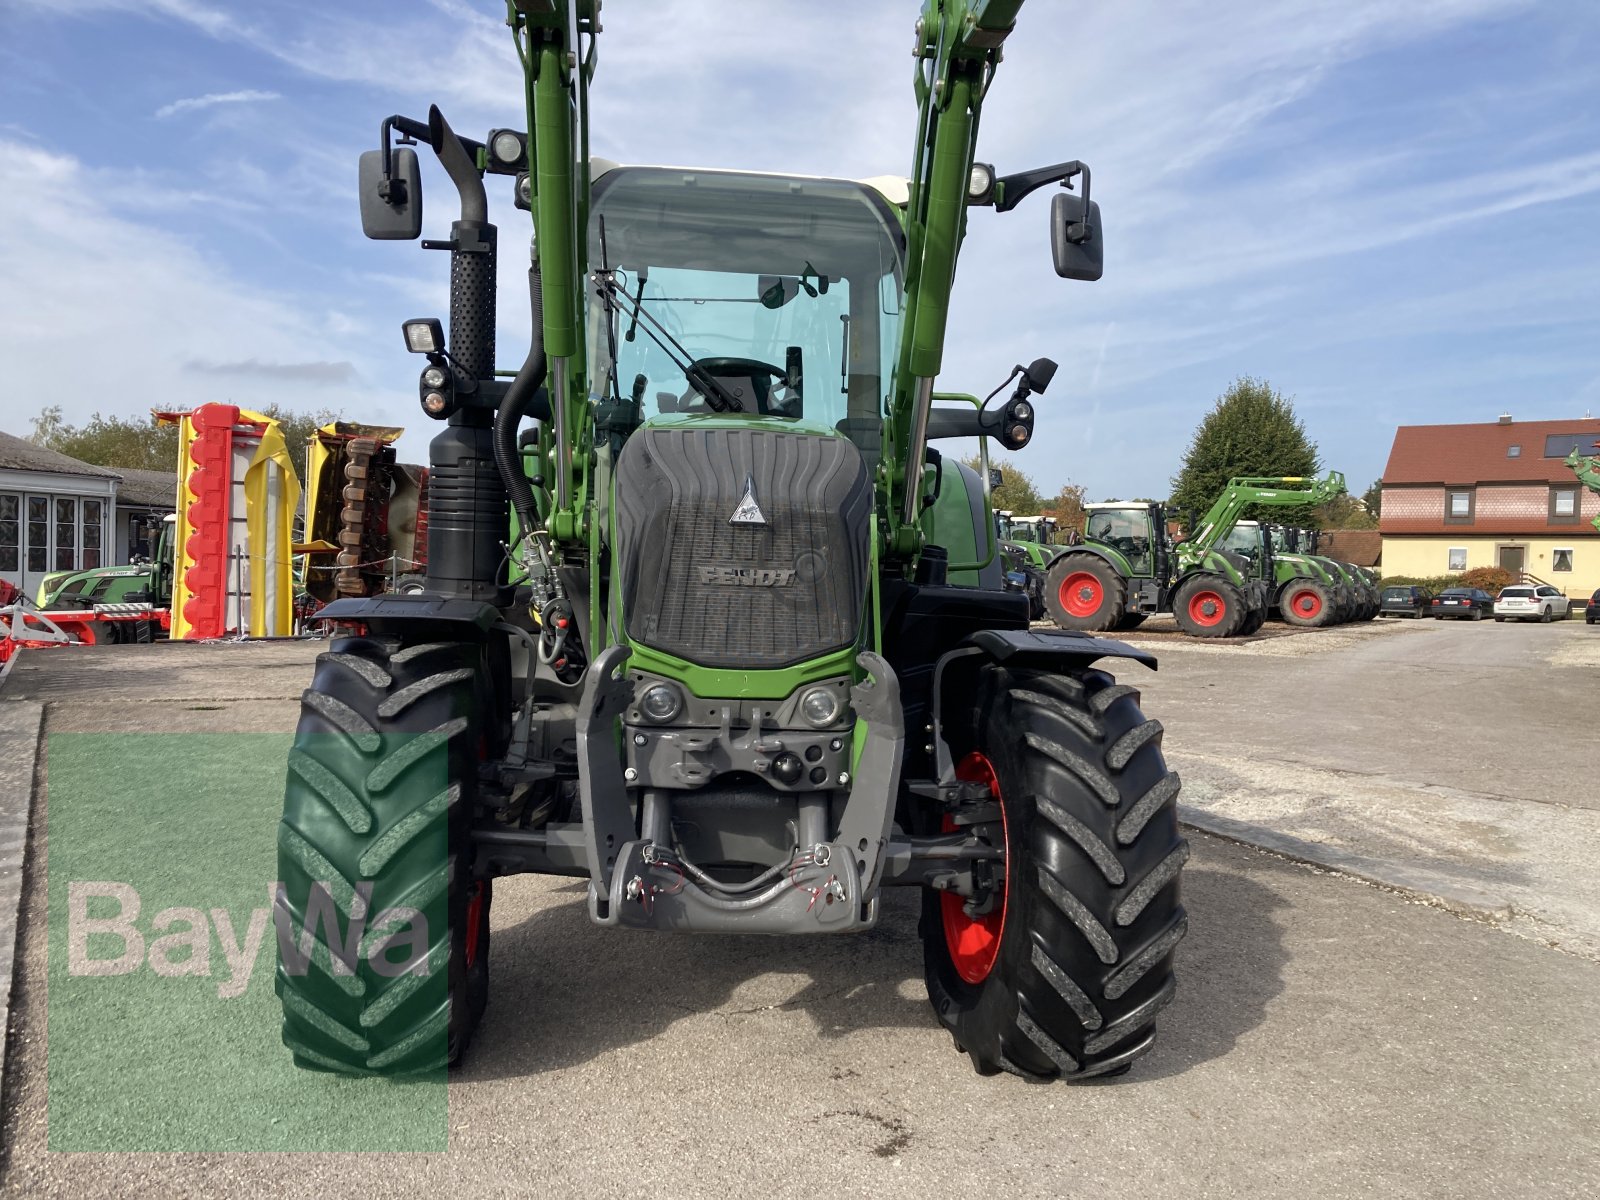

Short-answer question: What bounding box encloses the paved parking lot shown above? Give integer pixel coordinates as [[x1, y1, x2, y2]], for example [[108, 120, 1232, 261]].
[[1, 623, 1597, 1197]]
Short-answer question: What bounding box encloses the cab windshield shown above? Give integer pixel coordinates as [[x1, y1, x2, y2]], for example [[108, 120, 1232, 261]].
[[1220, 525, 1262, 560], [586, 167, 905, 444], [1086, 509, 1154, 574]]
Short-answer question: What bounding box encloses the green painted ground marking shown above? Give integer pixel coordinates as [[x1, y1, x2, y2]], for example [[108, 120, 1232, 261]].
[[46, 734, 448, 1151]]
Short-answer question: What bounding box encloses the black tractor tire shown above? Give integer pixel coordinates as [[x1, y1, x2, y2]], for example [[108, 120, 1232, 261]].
[[276, 634, 494, 1074], [1112, 612, 1148, 632], [1237, 606, 1266, 636], [922, 665, 1187, 1080], [1044, 554, 1126, 633], [1172, 575, 1246, 638], [1280, 581, 1333, 628]]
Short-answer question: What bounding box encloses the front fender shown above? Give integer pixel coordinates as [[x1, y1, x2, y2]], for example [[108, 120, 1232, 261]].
[[926, 628, 1156, 787]]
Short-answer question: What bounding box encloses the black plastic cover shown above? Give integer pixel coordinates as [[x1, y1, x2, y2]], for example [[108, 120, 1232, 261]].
[[613, 425, 872, 668]]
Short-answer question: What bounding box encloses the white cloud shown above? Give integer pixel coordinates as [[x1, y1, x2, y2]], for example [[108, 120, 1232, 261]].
[[0, 138, 406, 442], [154, 88, 280, 119]]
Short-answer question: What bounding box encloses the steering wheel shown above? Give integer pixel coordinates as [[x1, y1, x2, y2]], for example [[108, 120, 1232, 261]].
[[684, 356, 799, 416]]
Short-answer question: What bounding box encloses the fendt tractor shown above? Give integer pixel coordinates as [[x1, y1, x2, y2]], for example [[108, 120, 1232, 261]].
[[1045, 473, 1347, 638], [998, 512, 1065, 570], [277, 1, 1188, 1082]]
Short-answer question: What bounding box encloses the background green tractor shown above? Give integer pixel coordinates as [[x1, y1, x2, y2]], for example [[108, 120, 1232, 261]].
[[1041, 499, 1268, 638], [277, 0, 1187, 1083], [1042, 476, 1358, 639], [1233, 521, 1348, 627], [997, 512, 1065, 570], [33, 513, 175, 643]]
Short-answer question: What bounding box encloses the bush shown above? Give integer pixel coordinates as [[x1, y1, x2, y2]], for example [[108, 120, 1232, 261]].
[[1380, 574, 1460, 593], [1458, 566, 1517, 595]]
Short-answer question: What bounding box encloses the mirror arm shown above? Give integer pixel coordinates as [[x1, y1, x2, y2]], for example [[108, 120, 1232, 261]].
[[377, 112, 488, 208], [926, 406, 1006, 441], [994, 160, 1090, 221]]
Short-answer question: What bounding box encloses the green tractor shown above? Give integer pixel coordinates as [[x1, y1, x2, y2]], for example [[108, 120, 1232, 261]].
[[1042, 498, 1266, 638], [34, 513, 176, 642], [997, 512, 1065, 570], [1283, 526, 1379, 622], [1228, 522, 1350, 627], [277, 2, 1186, 1082], [1044, 474, 1348, 639]]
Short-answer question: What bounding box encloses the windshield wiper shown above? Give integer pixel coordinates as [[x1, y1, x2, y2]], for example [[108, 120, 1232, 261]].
[[592, 266, 745, 414]]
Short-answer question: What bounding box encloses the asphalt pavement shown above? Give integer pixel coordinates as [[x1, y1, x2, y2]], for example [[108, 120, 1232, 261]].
[[1, 629, 1597, 1197]]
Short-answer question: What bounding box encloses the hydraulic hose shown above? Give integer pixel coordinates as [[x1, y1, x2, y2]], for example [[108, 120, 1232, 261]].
[[494, 259, 550, 541]]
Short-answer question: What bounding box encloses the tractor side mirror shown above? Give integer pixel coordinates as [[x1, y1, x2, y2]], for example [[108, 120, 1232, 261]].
[[989, 468, 1004, 489], [1051, 193, 1103, 281], [359, 147, 423, 240]]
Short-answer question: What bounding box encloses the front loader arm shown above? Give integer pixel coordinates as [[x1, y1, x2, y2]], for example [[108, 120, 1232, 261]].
[[508, 0, 600, 545], [1185, 471, 1348, 555], [884, 1, 1024, 555]]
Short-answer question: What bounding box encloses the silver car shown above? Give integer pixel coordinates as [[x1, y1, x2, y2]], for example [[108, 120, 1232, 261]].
[[1494, 585, 1571, 622]]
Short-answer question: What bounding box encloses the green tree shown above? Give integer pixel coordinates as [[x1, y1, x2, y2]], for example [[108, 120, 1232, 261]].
[[961, 454, 1045, 513], [1361, 479, 1382, 517], [1039, 481, 1088, 537], [29, 403, 338, 477], [1169, 377, 1322, 527], [1313, 492, 1378, 530]]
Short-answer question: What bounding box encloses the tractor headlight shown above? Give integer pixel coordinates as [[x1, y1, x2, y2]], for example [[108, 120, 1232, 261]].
[[798, 686, 843, 728], [402, 318, 444, 354], [490, 129, 526, 169], [967, 162, 996, 204], [639, 682, 684, 723], [421, 365, 448, 389]]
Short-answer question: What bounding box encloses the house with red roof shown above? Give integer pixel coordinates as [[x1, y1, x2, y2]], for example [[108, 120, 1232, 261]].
[[1379, 416, 1600, 598]]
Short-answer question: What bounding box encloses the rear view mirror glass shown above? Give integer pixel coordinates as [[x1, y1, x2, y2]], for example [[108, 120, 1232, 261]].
[[1051, 193, 1103, 281], [758, 275, 800, 309], [359, 147, 423, 241]]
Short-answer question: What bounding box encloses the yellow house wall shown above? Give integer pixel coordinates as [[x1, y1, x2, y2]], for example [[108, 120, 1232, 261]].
[[1381, 535, 1600, 598]]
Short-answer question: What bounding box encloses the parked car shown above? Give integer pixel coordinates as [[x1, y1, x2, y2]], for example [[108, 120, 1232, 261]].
[[1588, 588, 1600, 625], [1379, 585, 1432, 618], [1431, 587, 1493, 620], [1494, 585, 1571, 623]]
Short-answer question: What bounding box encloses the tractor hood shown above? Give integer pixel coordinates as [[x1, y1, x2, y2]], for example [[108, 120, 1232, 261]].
[[613, 421, 872, 670]]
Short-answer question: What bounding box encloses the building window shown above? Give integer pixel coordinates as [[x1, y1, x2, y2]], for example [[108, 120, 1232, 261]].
[[0, 494, 17, 575], [1448, 547, 1467, 572], [26, 496, 48, 573], [1507, 444, 1521, 458], [1445, 488, 1474, 524], [82, 499, 103, 569], [1550, 486, 1579, 523], [55, 497, 77, 571], [1552, 548, 1574, 573]]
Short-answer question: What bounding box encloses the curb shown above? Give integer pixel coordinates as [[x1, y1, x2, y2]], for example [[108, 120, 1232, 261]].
[[0, 701, 44, 1095], [1179, 804, 1514, 921]]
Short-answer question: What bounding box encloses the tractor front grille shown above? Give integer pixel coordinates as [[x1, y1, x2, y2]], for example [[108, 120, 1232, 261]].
[[613, 424, 872, 669]]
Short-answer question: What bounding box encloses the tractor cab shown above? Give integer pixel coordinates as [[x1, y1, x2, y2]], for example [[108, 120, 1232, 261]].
[[586, 166, 905, 455], [1219, 520, 1276, 583], [1083, 502, 1163, 578]]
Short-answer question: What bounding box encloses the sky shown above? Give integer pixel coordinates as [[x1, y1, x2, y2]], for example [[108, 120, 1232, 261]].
[[3, 0, 1598, 501]]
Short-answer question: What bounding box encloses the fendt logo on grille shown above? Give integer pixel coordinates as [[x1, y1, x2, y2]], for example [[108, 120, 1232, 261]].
[[697, 566, 798, 587]]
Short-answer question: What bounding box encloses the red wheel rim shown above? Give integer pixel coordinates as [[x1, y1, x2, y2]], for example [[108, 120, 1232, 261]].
[[1290, 589, 1322, 618], [940, 751, 1009, 985], [464, 882, 486, 968], [1187, 590, 1227, 627], [1058, 571, 1104, 619]]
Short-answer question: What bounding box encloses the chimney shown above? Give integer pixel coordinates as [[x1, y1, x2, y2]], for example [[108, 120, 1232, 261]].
[[1497, 412, 1512, 425]]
